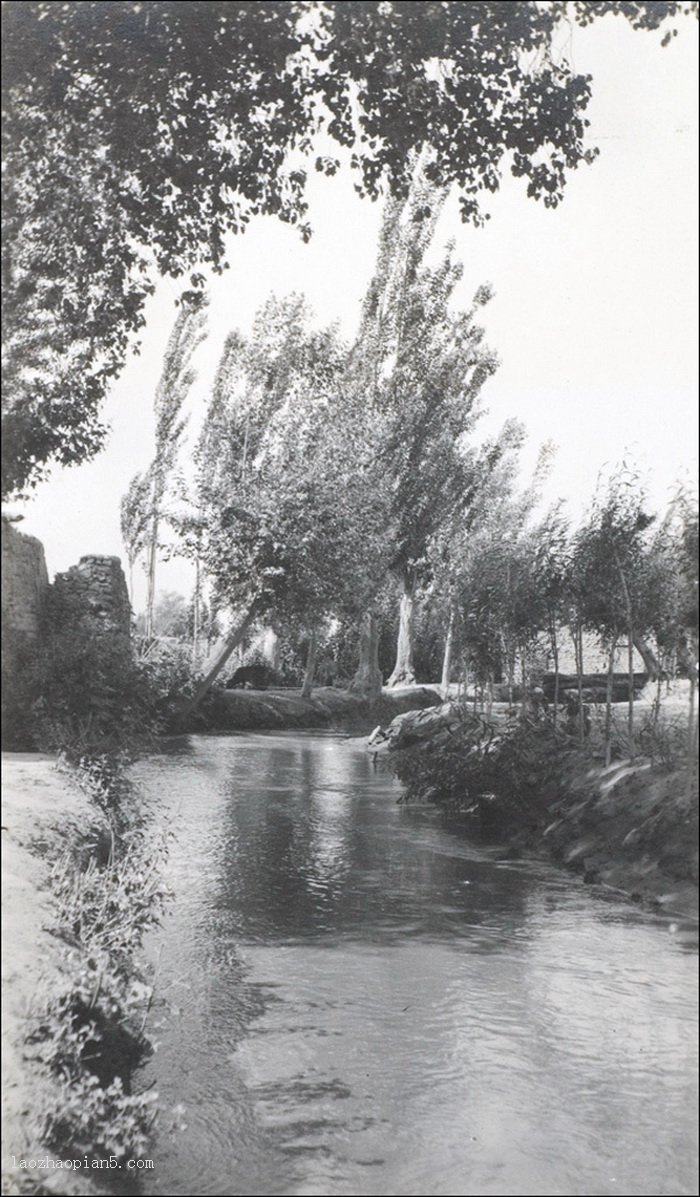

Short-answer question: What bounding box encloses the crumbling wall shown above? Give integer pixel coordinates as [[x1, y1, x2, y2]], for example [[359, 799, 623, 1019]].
[[51, 555, 132, 643], [2, 519, 52, 748], [2, 533, 133, 749], [1, 518, 50, 647]]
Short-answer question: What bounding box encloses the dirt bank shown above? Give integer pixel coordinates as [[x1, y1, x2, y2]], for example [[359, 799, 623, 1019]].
[[1, 754, 99, 1193], [195, 683, 442, 733], [535, 759, 698, 916], [382, 700, 699, 918]]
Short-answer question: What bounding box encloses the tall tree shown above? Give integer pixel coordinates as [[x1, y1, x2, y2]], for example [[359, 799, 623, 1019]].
[[573, 466, 656, 756], [181, 295, 388, 710], [3, 1, 693, 495], [119, 470, 151, 605], [141, 299, 207, 640], [350, 169, 500, 686]]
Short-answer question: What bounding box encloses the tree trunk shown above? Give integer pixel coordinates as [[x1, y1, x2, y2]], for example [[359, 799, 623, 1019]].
[[686, 677, 697, 802], [349, 611, 383, 703], [301, 630, 318, 699], [604, 637, 618, 768], [627, 633, 635, 758], [440, 608, 454, 700], [145, 511, 159, 641], [633, 634, 662, 682], [506, 641, 516, 713], [181, 604, 259, 717], [387, 575, 416, 687], [265, 627, 281, 672], [613, 550, 636, 759], [573, 622, 585, 745], [192, 556, 201, 666], [651, 671, 663, 735], [550, 621, 560, 731]]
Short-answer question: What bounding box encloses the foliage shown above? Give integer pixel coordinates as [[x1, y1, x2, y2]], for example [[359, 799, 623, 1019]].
[[572, 465, 655, 645], [4, 0, 694, 495], [135, 590, 189, 640], [122, 298, 207, 637], [351, 169, 501, 591], [391, 709, 578, 824], [24, 582, 202, 755], [27, 760, 167, 1169], [189, 294, 389, 641], [29, 597, 156, 756], [120, 471, 152, 594]]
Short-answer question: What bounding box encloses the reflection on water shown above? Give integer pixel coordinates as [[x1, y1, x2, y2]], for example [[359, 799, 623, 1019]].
[[135, 733, 699, 1197]]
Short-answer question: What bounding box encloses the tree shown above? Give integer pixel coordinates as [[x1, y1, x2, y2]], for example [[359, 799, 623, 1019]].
[[4, 1, 694, 496], [121, 299, 207, 640], [135, 590, 189, 640], [573, 466, 656, 757], [119, 471, 151, 605], [530, 505, 572, 728], [349, 167, 501, 686], [143, 300, 207, 640], [180, 294, 389, 710]]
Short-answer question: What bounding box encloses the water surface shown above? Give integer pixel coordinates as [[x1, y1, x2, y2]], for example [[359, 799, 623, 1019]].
[[136, 733, 698, 1196]]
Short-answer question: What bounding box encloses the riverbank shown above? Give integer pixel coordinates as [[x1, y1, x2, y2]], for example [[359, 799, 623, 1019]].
[[2, 753, 164, 1195], [535, 757, 698, 915], [194, 683, 442, 733], [384, 699, 699, 918], [1, 755, 98, 1193]]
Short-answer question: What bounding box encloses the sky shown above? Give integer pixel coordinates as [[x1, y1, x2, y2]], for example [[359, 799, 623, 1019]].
[[11, 11, 699, 612]]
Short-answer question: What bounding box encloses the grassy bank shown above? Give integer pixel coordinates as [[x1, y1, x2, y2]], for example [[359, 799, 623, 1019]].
[[388, 697, 699, 917], [1, 754, 166, 1195], [192, 683, 442, 733]]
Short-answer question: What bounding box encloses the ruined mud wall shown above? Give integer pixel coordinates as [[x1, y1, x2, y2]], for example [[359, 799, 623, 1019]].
[[2, 525, 133, 748], [51, 555, 132, 643], [1, 518, 50, 648]]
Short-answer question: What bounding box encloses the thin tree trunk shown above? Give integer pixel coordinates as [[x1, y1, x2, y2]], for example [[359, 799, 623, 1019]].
[[573, 622, 585, 745], [651, 671, 663, 734], [633, 633, 662, 682], [301, 630, 318, 699], [550, 621, 560, 731], [440, 607, 454, 700], [388, 574, 416, 687], [506, 642, 516, 713], [181, 604, 259, 716], [613, 550, 636, 759], [192, 556, 201, 665], [349, 611, 383, 703], [145, 511, 158, 641], [627, 632, 635, 758], [686, 678, 697, 802], [604, 637, 618, 768]]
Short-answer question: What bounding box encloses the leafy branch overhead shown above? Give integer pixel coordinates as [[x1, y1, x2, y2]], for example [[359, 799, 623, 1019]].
[[2, 0, 696, 496]]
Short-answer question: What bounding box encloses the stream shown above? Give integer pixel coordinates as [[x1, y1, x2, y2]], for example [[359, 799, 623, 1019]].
[[134, 732, 698, 1197]]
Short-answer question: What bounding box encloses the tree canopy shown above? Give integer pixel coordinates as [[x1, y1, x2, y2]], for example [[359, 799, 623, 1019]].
[[3, 0, 695, 497]]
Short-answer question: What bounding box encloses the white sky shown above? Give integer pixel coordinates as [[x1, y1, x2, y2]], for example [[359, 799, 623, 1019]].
[[12, 14, 699, 611]]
